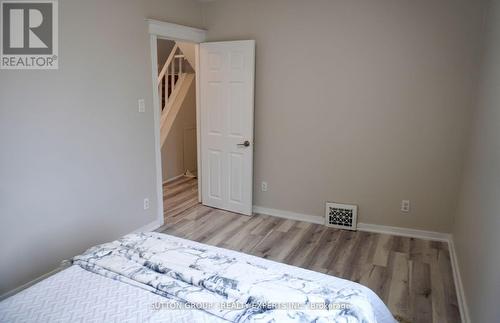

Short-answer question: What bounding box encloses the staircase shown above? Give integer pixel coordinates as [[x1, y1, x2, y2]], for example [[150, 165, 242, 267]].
[[158, 43, 195, 147]]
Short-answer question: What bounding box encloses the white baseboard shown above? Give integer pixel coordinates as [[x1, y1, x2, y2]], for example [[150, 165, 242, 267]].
[[253, 206, 324, 224], [356, 223, 451, 242], [253, 205, 449, 241], [131, 217, 164, 234], [162, 174, 185, 184], [253, 204, 468, 322], [448, 237, 470, 323]]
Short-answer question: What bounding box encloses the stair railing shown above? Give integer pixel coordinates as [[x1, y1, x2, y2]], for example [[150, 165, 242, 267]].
[[157, 44, 186, 111]]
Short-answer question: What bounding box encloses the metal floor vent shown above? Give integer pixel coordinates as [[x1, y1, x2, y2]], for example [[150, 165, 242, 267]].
[[325, 202, 358, 230]]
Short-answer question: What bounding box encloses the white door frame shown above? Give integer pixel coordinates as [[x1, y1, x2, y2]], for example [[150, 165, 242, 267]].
[[147, 19, 207, 226]]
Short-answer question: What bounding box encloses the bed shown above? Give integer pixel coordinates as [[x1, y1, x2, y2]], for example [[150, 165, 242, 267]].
[[0, 232, 396, 323]]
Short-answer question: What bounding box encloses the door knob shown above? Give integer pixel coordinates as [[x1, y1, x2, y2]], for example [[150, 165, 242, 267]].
[[237, 140, 250, 147]]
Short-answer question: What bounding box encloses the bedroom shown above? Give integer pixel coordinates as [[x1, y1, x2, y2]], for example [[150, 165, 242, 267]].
[[0, 0, 498, 322]]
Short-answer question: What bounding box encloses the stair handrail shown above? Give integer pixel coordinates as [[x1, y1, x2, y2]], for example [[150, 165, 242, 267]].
[[158, 43, 179, 85], [157, 43, 189, 111]]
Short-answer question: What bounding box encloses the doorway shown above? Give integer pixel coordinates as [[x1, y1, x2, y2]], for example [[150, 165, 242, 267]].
[[157, 38, 199, 218], [148, 20, 255, 227], [148, 20, 206, 226], [156, 38, 198, 220]]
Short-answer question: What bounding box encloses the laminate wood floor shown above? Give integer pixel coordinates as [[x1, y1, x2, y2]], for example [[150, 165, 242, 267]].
[[160, 176, 460, 323]]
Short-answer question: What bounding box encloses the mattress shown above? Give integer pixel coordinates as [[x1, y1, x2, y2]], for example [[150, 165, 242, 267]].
[[0, 265, 223, 323], [0, 233, 396, 323]]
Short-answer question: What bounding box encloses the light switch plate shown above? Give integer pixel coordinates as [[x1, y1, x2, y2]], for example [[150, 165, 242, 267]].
[[138, 99, 145, 113], [401, 200, 410, 213]]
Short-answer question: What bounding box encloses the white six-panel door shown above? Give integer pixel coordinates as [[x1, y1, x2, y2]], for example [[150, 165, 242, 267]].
[[200, 40, 255, 215]]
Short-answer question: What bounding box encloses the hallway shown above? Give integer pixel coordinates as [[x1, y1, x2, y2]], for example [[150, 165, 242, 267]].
[[163, 176, 199, 220]]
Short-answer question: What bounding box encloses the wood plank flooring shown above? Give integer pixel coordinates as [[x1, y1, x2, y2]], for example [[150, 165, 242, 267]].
[[160, 177, 460, 323], [163, 176, 199, 218]]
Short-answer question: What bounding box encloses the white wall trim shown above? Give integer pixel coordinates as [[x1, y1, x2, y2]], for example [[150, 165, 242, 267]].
[[253, 205, 450, 241], [448, 236, 470, 323], [195, 44, 202, 203], [131, 217, 164, 234], [356, 223, 451, 242], [147, 19, 207, 43], [162, 174, 185, 184], [148, 34, 165, 229], [253, 206, 324, 225]]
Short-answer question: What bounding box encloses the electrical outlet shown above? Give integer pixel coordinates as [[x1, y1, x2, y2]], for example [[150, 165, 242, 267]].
[[261, 181, 268, 192], [401, 200, 410, 213], [138, 99, 145, 113], [143, 198, 150, 210]]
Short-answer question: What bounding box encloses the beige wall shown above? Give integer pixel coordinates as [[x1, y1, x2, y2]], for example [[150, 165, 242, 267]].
[[147, 0, 202, 28], [452, 0, 500, 321], [0, 0, 203, 295], [202, 0, 485, 232], [162, 79, 198, 181]]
